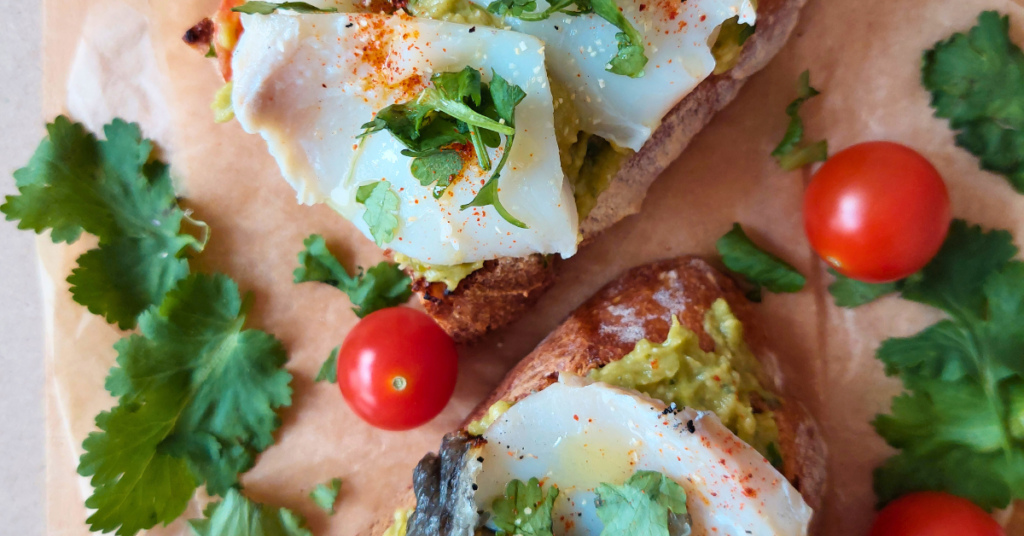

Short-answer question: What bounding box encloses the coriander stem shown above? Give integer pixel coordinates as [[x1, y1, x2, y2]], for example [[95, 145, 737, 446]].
[[417, 90, 515, 136], [182, 211, 211, 253], [470, 129, 492, 171]]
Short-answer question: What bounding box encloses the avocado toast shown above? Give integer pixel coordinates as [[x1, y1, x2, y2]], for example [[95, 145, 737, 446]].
[[370, 256, 827, 535]]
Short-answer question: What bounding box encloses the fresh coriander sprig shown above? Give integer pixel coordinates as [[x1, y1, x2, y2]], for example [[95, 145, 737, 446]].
[[315, 347, 340, 383], [309, 477, 343, 515], [1, 117, 208, 329], [460, 71, 529, 228], [595, 471, 689, 536], [491, 478, 559, 536], [359, 67, 529, 228], [771, 70, 828, 171], [923, 11, 1024, 193], [486, 0, 648, 77], [716, 223, 806, 301], [190, 488, 313, 536], [78, 274, 293, 536], [294, 234, 412, 317], [869, 220, 1024, 510]]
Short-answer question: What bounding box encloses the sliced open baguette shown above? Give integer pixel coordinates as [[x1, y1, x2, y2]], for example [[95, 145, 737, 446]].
[[370, 256, 827, 535], [411, 0, 809, 343]]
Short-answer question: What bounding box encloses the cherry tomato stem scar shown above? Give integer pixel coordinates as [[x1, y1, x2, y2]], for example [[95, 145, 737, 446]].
[[392, 376, 408, 391]]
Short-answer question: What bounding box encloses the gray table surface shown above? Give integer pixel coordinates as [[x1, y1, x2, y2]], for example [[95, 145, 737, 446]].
[[0, 0, 45, 534]]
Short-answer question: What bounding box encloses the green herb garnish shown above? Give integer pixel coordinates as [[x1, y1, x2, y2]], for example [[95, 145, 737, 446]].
[[491, 478, 558, 536], [189, 488, 312, 536], [1, 116, 207, 329], [78, 274, 293, 536], [309, 477, 343, 514], [716, 223, 806, 299], [872, 220, 1024, 510], [923, 11, 1024, 193], [315, 347, 340, 384], [771, 70, 828, 171], [486, 0, 648, 77], [357, 181, 401, 246], [294, 234, 412, 317], [360, 67, 528, 227], [828, 268, 904, 308], [594, 471, 689, 536]]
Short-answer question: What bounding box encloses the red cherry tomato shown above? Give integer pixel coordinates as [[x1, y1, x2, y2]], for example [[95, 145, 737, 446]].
[[870, 492, 1004, 536], [803, 141, 951, 283], [337, 307, 458, 431]]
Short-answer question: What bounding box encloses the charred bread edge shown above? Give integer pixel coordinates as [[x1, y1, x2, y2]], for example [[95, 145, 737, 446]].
[[408, 0, 809, 344], [369, 256, 827, 536]]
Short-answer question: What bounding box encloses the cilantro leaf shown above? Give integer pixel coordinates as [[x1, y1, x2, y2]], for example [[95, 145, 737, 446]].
[[874, 375, 1024, 510], [716, 223, 806, 294], [771, 70, 828, 171], [309, 477, 342, 514], [232, 1, 338, 14], [356, 183, 378, 204], [411, 151, 463, 198], [359, 180, 401, 246], [361, 68, 528, 227], [189, 488, 313, 536], [491, 478, 558, 536], [432, 67, 483, 106], [487, 0, 647, 77], [922, 11, 1024, 192], [294, 234, 411, 317], [592, 0, 648, 78], [78, 273, 293, 536], [460, 71, 530, 228], [900, 220, 1018, 318], [828, 268, 903, 308], [315, 347, 339, 383], [595, 471, 689, 536], [1, 116, 205, 329], [871, 220, 1024, 510]]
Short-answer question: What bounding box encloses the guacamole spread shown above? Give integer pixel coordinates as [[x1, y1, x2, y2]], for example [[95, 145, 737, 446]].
[[382, 508, 412, 536], [408, 0, 498, 25], [393, 253, 484, 292], [212, 82, 234, 123], [589, 299, 780, 459], [467, 400, 512, 436]]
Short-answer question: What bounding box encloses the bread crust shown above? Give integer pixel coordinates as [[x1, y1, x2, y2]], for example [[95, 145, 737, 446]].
[[412, 254, 559, 344], [371, 257, 827, 536], [410, 0, 809, 343]]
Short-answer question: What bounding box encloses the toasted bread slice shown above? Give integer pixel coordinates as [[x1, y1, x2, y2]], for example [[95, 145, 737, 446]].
[[408, 0, 808, 344], [370, 257, 827, 535]]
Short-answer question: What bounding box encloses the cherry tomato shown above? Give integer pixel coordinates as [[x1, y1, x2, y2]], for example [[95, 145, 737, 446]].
[[337, 307, 458, 431], [870, 492, 1004, 536], [803, 141, 951, 283]]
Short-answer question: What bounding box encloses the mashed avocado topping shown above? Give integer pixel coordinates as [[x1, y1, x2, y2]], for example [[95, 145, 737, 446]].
[[408, 0, 498, 26], [212, 82, 235, 123], [393, 253, 484, 292], [382, 508, 413, 536], [467, 400, 512, 436], [589, 299, 780, 459], [711, 0, 757, 74], [567, 136, 633, 222]]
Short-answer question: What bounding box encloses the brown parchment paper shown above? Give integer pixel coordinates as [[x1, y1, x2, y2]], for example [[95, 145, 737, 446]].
[[41, 0, 1024, 534]]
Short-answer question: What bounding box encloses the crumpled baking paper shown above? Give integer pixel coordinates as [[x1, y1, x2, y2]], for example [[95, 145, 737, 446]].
[[40, 0, 1024, 534]]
